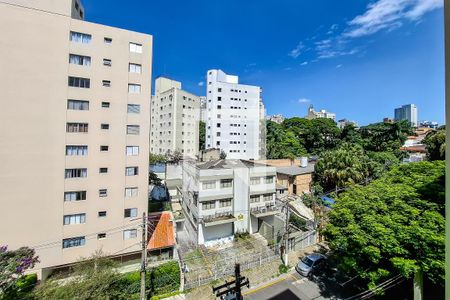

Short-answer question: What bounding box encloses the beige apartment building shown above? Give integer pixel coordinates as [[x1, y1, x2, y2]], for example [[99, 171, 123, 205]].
[[0, 0, 152, 278], [150, 77, 200, 158]]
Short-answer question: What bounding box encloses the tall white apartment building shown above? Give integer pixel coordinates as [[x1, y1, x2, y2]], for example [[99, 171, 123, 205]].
[[0, 0, 152, 278], [205, 70, 266, 160], [181, 160, 278, 245], [200, 96, 207, 122], [394, 104, 418, 127], [150, 77, 200, 158]]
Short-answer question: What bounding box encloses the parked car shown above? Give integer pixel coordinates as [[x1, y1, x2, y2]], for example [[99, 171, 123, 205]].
[[295, 253, 326, 277]]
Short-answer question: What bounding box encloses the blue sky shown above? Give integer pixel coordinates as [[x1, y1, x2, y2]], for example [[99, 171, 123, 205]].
[[83, 0, 444, 126]]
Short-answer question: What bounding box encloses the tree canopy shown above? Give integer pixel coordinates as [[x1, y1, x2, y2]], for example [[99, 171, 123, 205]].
[[324, 161, 445, 290], [423, 126, 445, 161]]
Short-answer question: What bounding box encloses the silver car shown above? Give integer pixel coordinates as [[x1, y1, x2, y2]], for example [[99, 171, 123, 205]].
[[295, 253, 326, 277]]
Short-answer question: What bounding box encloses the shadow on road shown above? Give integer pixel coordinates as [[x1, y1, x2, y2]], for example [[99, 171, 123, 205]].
[[268, 289, 301, 300]]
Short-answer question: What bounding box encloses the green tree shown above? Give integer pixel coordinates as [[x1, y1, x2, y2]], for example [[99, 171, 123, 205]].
[[0, 246, 38, 297], [266, 120, 306, 159], [149, 153, 167, 165], [199, 121, 206, 150], [220, 150, 227, 159], [423, 126, 445, 161], [360, 120, 412, 154], [324, 161, 445, 291]]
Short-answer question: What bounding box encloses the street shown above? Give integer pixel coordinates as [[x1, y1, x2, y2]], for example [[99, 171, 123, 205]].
[[244, 272, 339, 300]]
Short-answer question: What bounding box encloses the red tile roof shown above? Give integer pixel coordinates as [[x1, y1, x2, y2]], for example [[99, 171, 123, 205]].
[[147, 212, 175, 250]]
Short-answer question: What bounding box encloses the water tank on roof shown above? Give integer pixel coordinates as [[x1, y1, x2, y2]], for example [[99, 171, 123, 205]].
[[300, 157, 308, 168]]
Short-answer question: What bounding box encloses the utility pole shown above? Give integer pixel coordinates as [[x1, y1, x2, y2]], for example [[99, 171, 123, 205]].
[[212, 263, 249, 300], [140, 212, 147, 300]]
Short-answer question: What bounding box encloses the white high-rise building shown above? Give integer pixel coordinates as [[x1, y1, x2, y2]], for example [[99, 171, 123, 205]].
[[394, 104, 418, 127], [200, 96, 207, 122], [150, 77, 200, 158], [205, 69, 266, 160]]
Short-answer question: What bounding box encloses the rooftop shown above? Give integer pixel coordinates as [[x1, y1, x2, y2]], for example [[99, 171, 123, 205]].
[[276, 164, 315, 176], [197, 159, 270, 170], [147, 212, 175, 251]]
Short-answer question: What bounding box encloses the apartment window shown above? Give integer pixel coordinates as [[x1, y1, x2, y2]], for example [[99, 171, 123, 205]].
[[250, 177, 261, 185], [129, 63, 142, 73], [104, 37, 112, 44], [220, 179, 233, 188], [100, 145, 109, 152], [128, 84, 141, 94], [126, 146, 139, 156], [125, 187, 138, 197], [65, 168, 87, 178], [250, 195, 260, 203], [217, 132, 221, 137], [64, 191, 86, 201], [202, 180, 216, 190], [69, 54, 91, 66], [97, 233, 106, 239], [103, 59, 112, 66], [217, 105, 222, 109], [219, 199, 232, 208], [217, 123, 221, 128], [202, 201, 215, 210], [127, 104, 140, 114], [218, 88, 222, 92], [70, 31, 91, 44], [263, 194, 273, 202], [68, 76, 90, 88], [125, 167, 139, 176], [63, 213, 86, 225], [127, 125, 140, 135], [102, 80, 111, 87], [101, 124, 110, 130], [67, 99, 89, 110], [265, 176, 274, 184], [129, 42, 143, 53], [99, 189, 108, 197], [101, 102, 110, 108], [124, 208, 138, 218], [98, 211, 107, 217], [66, 145, 88, 156], [123, 229, 137, 240], [99, 168, 108, 174], [62, 236, 85, 249]]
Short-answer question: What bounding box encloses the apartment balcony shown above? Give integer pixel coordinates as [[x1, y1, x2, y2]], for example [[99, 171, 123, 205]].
[[202, 211, 236, 227], [250, 204, 279, 218]]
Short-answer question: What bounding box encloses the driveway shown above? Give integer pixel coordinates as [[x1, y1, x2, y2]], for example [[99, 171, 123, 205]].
[[244, 272, 342, 300]]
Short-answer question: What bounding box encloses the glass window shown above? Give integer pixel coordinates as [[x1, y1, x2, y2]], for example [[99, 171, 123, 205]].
[[68, 76, 90, 88], [62, 236, 85, 248], [99, 189, 107, 197], [65, 168, 87, 178], [202, 180, 216, 190], [128, 84, 141, 94], [220, 179, 233, 188], [263, 194, 273, 202], [101, 102, 110, 108], [202, 201, 215, 210], [104, 37, 112, 44], [98, 211, 107, 217], [126, 146, 139, 156], [69, 54, 91, 66], [124, 208, 138, 218], [250, 177, 261, 185], [63, 213, 86, 225], [67, 99, 89, 110], [219, 199, 232, 208], [129, 42, 143, 53], [127, 125, 140, 135], [127, 104, 140, 114], [66, 145, 88, 156], [100, 145, 109, 152], [129, 63, 142, 73], [70, 31, 91, 44], [64, 191, 86, 201], [265, 176, 274, 184], [123, 229, 137, 239], [250, 195, 260, 203], [125, 167, 138, 176], [125, 187, 138, 197]]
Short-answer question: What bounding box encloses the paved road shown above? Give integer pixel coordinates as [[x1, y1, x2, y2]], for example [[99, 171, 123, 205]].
[[244, 272, 338, 300]]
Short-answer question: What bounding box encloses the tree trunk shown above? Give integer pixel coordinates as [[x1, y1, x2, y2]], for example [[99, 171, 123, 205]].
[[413, 269, 423, 300]]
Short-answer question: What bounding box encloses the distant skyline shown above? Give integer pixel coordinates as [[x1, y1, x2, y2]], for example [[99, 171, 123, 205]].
[[82, 0, 444, 125]]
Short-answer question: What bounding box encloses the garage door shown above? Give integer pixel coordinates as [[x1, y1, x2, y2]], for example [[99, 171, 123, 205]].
[[204, 223, 233, 242]]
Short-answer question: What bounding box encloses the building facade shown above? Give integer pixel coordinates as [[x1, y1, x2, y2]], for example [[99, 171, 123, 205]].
[[0, 0, 152, 278], [150, 77, 200, 158], [306, 105, 336, 121], [180, 160, 278, 245], [205, 69, 266, 160], [200, 96, 207, 122], [337, 119, 358, 129], [394, 104, 418, 127], [267, 114, 285, 124]]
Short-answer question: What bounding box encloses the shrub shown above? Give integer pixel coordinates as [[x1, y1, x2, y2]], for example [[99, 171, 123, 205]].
[[278, 264, 289, 274]]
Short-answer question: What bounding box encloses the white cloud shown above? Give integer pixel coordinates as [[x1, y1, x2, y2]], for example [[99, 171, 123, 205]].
[[344, 0, 443, 38], [300, 61, 308, 66], [298, 98, 311, 104], [198, 81, 204, 86], [289, 42, 305, 58], [336, 64, 343, 68]]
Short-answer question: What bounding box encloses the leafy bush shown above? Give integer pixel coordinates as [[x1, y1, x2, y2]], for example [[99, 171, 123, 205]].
[[150, 261, 180, 296], [278, 264, 289, 274]]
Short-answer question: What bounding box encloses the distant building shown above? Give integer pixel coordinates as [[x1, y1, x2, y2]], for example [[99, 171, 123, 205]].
[[205, 69, 266, 160], [267, 114, 285, 124], [198, 148, 221, 162], [306, 105, 336, 121], [394, 104, 418, 127], [383, 117, 394, 123], [337, 119, 358, 129], [150, 77, 200, 158], [200, 96, 207, 122], [419, 120, 438, 129]]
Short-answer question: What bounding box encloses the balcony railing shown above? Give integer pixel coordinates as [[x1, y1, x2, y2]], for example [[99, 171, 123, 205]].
[[201, 211, 236, 227]]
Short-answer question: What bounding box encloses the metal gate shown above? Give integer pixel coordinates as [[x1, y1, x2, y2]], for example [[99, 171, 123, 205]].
[[258, 221, 274, 242]]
